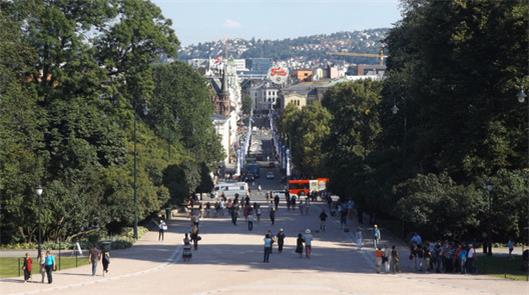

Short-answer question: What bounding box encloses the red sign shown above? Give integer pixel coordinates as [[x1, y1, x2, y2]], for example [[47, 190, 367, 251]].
[[270, 67, 287, 77]]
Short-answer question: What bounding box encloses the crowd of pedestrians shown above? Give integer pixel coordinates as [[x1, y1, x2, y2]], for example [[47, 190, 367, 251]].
[[406, 232, 479, 274]]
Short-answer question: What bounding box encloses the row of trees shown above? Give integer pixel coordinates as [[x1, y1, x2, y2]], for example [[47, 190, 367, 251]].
[[0, 0, 222, 244], [279, 0, 528, 241]]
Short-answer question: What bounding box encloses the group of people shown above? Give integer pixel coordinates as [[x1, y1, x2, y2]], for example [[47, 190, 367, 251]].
[[407, 232, 477, 274], [181, 212, 202, 262], [21, 245, 110, 284], [262, 228, 314, 262], [22, 251, 56, 283], [88, 245, 111, 276], [374, 245, 401, 273]]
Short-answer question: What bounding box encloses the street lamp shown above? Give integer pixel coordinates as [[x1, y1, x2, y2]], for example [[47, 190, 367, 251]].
[[391, 96, 407, 169], [36, 185, 43, 258], [132, 103, 149, 240], [516, 82, 529, 280], [517, 88, 527, 103], [486, 179, 493, 255]]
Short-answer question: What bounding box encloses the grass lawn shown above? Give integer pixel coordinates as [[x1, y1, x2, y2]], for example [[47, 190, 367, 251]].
[[475, 254, 528, 281], [0, 256, 89, 278]]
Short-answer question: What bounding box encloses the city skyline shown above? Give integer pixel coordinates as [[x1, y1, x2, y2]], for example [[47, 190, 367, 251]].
[[153, 0, 402, 46]]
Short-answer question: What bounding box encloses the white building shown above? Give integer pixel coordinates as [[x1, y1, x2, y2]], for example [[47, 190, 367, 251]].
[[250, 81, 280, 112], [208, 60, 243, 165], [211, 114, 231, 164]]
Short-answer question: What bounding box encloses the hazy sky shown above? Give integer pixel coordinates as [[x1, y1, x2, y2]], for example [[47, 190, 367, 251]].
[[152, 0, 403, 46]]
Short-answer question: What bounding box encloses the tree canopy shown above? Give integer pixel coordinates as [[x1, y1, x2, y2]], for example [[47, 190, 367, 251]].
[[0, 0, 222, 244]]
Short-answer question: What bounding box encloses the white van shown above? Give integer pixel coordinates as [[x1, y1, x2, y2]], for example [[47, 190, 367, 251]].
[[213, 182, 249, 199]]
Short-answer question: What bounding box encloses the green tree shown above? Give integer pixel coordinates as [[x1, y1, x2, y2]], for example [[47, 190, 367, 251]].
[[279, 102, 331, 177], [394, 173, 486, 239], [321, 80, 383, 204], [0, 0, 203, 244], [151, 62, 223, 166]]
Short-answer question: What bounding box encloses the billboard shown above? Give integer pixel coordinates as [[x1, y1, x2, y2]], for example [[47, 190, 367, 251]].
[[267, 66, 289, 85]]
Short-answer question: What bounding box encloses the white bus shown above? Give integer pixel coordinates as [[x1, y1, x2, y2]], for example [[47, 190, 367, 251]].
[[213, 182, 249, 199]]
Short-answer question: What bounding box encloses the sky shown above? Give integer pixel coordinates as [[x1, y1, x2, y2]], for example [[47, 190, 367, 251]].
[[152, 0, 403, 46]]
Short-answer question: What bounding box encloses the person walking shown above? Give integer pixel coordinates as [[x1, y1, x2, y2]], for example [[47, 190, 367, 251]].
[[375, 247, 384, 273], [390, 245, 400, 273], [356, 228, 364, 250], [459, 246, 468, 274], [507, 239, 514, 258], [373, 225, 381, 249], [159, 219, 167, 241], [191, 225, 200, 250], [231, 206, 239, 225], [263, 234, 273, 263], [319, 209, 328, 232], [88, 245, 101, 276], [269, 207, 276, 225], [340, 208, 347, 229], [384, 246, 391, 273], [286, 192, 291, 211], [192, 214, 200, 228], [256, 204, 262, 223], [291, 194, 297, 209], [44, 250, 55, 284], [274, 194, 280, 211], [38, 253, 46, 283], [248, 211, 255, 231], [295, 233, 304, 258], [276, 229, 285, 253], [182, 233, 192, 262], [23, 253, 32, 282], [466, 244, 476, 273], [299, 196, 305, 215], [101, 249, 110, 276], [303, 229, 313, 258]]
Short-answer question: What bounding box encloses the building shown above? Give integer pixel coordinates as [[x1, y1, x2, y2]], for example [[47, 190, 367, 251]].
[[293, 69, 313, 82], [247, 58, 273, 75], [347, 64, 386, 76], [325, 64, 340, 79], [281, 91, 307, 110], [231, 59, 248, 73], [208, 62, 243, 165], [250, 81, 281, 112], [280, 80, 344, 110], [211, 114, 231, 164]]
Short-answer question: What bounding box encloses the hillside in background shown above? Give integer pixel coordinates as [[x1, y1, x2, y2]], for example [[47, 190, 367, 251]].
[[178, 28, 389, 65]]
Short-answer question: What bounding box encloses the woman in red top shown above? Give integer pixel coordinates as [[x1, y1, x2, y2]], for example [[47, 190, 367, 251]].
[[23, 252, 33, 282]]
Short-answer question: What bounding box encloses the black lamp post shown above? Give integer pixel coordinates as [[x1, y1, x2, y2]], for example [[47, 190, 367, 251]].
[[36, 185, 43, 258], [516, 84, 528, 280], [486, 179, 493, 255], [391, 97, 407, 169], [133, 104, 149, 240]]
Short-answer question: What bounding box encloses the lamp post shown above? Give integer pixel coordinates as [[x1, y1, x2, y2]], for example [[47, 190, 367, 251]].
[[132, 104, 149, 240], [516, 84, 528, 280], [486, 179, 493, 255], [36, 185, 43, 258], [391, 97, 407, 169]]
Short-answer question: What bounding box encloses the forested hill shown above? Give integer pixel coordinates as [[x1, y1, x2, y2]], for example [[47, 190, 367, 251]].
[[178, 28, 388, 61]]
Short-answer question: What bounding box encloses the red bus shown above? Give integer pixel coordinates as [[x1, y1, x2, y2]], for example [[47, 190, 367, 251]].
[[288, 178, 329, 196]]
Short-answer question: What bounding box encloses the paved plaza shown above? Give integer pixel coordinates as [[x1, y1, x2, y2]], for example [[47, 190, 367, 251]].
[[1, 203, 527, 295]]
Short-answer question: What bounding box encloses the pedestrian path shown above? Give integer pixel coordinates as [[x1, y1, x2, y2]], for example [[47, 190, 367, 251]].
[[0, 215, 190, 295], [1, 202, 525, 295]]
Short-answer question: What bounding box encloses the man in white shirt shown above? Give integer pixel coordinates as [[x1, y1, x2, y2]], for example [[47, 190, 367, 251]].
[[466, 244, 476, 273]]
